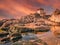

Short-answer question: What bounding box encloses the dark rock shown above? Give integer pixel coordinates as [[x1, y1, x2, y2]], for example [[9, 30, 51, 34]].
[[11, 33, 22, 42], [1, 38, 10, 43], [0, 33, 9, 38]]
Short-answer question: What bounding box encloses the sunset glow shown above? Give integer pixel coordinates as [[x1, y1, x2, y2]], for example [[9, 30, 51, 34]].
[[0, 0, 60, 19]]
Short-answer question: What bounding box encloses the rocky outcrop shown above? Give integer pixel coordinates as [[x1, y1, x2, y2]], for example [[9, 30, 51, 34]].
[[1, 8, 58, 44]]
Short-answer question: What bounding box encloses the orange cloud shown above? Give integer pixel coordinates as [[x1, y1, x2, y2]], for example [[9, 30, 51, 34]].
[[37, 0, 60, 9], [0, 0, 35, 19], [0, 0, 60, 19]]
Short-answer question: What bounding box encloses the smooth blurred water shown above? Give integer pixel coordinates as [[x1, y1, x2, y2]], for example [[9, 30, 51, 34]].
[[0, 32, 48, 45]]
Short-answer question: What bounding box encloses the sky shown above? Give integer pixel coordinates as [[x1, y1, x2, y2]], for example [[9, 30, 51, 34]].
[[0, 0, 60, 19]]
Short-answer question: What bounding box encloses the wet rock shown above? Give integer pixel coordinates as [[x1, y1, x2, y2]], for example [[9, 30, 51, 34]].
[[1, 38, 10, 43], [0, 33, 9, 38], [11, 33, 22, 42], [21, 28, 34, 33], [1, 27, 10, 32]]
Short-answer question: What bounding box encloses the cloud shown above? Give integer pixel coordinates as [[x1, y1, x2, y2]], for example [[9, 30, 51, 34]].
[[0, 0, 36, 18], [37, 0, 60, 9], [0, 9, 15, 19], [0, 0, 60, 19]]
